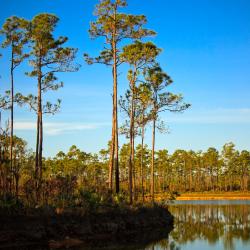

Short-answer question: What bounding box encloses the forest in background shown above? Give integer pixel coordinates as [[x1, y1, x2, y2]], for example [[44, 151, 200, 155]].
[[0, 0, 249, 208], [0, 135, 250, 208]]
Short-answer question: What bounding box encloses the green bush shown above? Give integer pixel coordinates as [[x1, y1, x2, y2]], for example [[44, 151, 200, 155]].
[[75, 189, 102, 211]]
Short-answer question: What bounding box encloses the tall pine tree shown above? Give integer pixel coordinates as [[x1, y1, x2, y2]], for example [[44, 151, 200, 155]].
[[0, 16, 29, 187], [144, 64, 190, 201], [24, 14, 79, 185], [119, 41, 160, 203], [85, 0, 155, 193]]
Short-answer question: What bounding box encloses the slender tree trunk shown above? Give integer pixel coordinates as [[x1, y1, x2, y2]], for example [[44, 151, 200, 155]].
[[141, 124, 145, 202], [15, 173, 19, 200], [36, 56, 43, 196], [128, 81, 135, 204], [10, 47, 14, 195], [230, 174, 233, 191], [151, 118, 156, 202], [189, 165, 192, 191], [132, 119, 136, 200], [14, 155, 19, 200], [35, 115, 40, 179], [243, 165, 248, 191], [184, 160, 187, 191], [244, 175, 248, 191], [112, 10, 119, 194], [108, 109, 115, 191], [113, 57, 119, 194], [201, 160, 204, 191], [39, 111, 43, 180]]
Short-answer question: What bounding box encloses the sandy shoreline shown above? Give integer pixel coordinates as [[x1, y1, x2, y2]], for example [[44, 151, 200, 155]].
[[176, 192, 250, 200], [176, 196, 250, 200]]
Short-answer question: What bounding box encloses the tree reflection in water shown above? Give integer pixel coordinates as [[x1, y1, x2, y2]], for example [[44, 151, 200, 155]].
[[147, 203, 250, 250]]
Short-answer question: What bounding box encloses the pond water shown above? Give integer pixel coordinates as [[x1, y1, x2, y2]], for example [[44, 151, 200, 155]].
[[144, 200, 250, 250]]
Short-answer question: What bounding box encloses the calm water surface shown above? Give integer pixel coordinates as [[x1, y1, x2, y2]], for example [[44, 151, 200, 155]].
[[147, 200, 250, 250]]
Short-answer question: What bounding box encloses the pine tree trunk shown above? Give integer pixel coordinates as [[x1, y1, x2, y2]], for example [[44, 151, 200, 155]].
[[10, 47, 14, 195], [151, 118, 156, 202], [113, 53, 119, 194], [128, 80, 135, 204], [141, 124, 145, 202], [108, 110, 115, 191], [112, 9, 119, 194], [14, 155, 19, 200], [39, 111, 43, 180], [132, 120, 136, 200], [189, 166, 192, 191], [36, 56, 43, 196], [35, 115, 40, 179]]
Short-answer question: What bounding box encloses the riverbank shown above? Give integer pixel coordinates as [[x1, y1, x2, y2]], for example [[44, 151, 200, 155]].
[[176, 192, 250, 200], [0, 204, 173, 249]]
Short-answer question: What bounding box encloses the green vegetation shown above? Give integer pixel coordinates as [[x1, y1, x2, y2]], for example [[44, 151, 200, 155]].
[[0, 134, 249, 208]]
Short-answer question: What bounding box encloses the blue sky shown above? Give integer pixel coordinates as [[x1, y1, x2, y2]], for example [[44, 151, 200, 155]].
[[0, 0, 250, 156]]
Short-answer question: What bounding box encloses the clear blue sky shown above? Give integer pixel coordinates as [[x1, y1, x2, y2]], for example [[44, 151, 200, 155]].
[[0, 0, 250, 156]]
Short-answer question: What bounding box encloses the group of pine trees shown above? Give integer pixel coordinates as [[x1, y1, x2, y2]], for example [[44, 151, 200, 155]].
[[0, 14, 78, 199], [84, 0, 190, 203], [53, 142, 250, 194], [1, 137, 249, 206], [0, 0, 249, 206], [43, 142, 250, 198]]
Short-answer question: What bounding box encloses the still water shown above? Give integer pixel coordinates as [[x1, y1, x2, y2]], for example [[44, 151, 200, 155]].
[[145, 200, 250, 250]]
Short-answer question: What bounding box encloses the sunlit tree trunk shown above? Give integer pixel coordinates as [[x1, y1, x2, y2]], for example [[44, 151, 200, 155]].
[[14, 153, 19, 200], [108, 112, 115, 191], [128, 81, 135, 204], [141, 124, 145, 202], [39, 112, 43, 180], [189, 164, 192, 191], [35, 115, 40, 178], [113, 55, 119, 194], [151, 118, 156, 202], [36, 55, 43, 189], [112, 11, 119, 194], [10, 46, 14, 194], [132, 111, 136, 200]]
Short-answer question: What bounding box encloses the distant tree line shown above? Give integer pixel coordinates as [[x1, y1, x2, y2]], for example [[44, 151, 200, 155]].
[[0, 133, 249, 206], [48, 142, 250, 195]]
